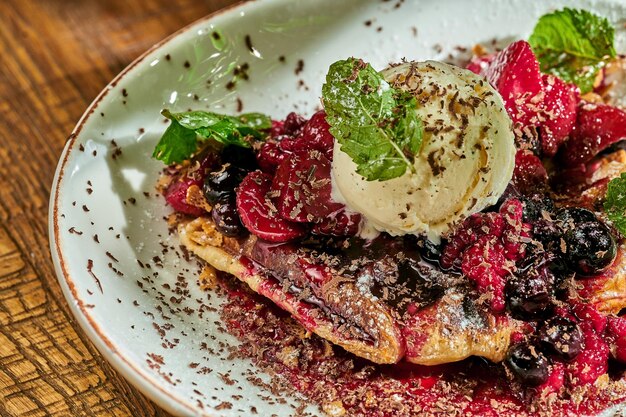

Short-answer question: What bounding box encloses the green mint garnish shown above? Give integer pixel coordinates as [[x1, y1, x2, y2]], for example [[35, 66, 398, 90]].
[[322, 58, 423, 181], [604, 173, 626, 235], [529, 8, 616, 93], [153, 109, 271, 164]]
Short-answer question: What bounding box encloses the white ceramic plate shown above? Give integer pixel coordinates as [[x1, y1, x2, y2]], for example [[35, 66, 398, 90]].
[[50, 1, 626, 416]]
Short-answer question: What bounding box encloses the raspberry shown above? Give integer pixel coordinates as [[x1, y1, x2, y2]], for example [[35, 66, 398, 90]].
[[440, 212, 504, 269], [461, 237, 507, 311], [607, 316, 626, 363], [442, 198, 530, 312], [574, 304, 608, 334], [566, 321, 609, 386]]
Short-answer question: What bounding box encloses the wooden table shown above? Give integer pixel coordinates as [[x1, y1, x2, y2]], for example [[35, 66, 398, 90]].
[[0, 1, 238, 415]]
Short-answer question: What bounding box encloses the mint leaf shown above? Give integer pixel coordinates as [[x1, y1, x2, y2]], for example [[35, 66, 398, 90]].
[[528, 8, 616, 93], [604, 173, 626, 235], [322, 58, 423, 181], [152, 109, 271, 164], [152, 117, 198, 165]]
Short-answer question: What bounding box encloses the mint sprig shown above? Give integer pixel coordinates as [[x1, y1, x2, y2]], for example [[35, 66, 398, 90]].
[[604, 173, 626, 235], [529, 8, 616, 93], [153, 109, 271, 164], [322, 58, 423, 181]]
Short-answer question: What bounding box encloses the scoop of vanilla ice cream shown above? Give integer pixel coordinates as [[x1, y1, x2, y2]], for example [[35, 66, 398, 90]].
[[331, 61, 516, 241]]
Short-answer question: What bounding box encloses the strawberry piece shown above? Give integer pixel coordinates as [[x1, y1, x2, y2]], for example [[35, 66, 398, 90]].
[[466, 54, 494, 75], [540, 75, 579, 157], [164, 177, 206, 216], [559, 103, 626, 167], [290, 110, 335, 158], [512, 150, 548, 194], [483, 40, 544, 128], [312, 209, 361, 237], [236, 171, 307, 242], [272, 150, 343, 222]]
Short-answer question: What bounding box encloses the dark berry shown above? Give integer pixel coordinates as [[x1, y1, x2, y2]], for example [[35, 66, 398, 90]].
[[538, 317, 584, 361], [203, 164, 247, 205], [532, 219, 562, 245], [522, 194, 555, 222], [563, 221, 617, 276], [419, 239, 444, 263], [506, 343, 550, 386], [508, 261, 555, 319], [212, 200, 246, 237], [556, 207, 597, 228], [221, 146, 258, 170]]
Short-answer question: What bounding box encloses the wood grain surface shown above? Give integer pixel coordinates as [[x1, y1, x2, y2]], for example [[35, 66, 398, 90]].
[[0, 1, 238, 415]]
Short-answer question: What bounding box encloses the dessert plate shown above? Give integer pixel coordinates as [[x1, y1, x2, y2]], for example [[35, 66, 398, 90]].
[[49, 0, 626, 415]]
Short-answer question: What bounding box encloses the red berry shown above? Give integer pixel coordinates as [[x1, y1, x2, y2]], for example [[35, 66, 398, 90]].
[[461, 236, 507, 311], [567, 321, 609, 386], [512, 150, 548, 194], [559, 103, 626, 167], [283, 112, 306, 136], [236, 171, 307, 242], [270, 119, 284, 138], [607, 316, 626, 363], [483, 40, 545, 128], [440, 212, 504, 269], [535, 361, 565, 395], [466, 54, 494, 75], [574, 304, 607, 334], [165, 177, 206, 216], [290, 110, 335, 158], [272, 150, 343, 222], [540, 75, 579, 157], [312, 209, 361, 237], [256, 141, 288, 173]]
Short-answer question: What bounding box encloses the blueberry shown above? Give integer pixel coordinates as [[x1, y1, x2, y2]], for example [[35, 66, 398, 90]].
[[221, 146, 258, 170], [212, 200, 246, 237], [538, 317, 584, 361], [203, 164, 247, 204], [505, 343, 550, 386], [556, 207, 597, 228], [563, 221, 617, 276], [522, 194, 555, 222], [532, 219, 562, 246], [508, 261, 555, 319]]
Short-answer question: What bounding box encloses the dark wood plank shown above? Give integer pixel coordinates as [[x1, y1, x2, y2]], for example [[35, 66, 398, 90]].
[[0, 1, 238, 415]]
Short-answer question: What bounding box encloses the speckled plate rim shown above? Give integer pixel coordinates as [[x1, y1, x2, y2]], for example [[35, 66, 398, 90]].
[[48, 1, 626, 416], [48, 2, 259, 416]]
